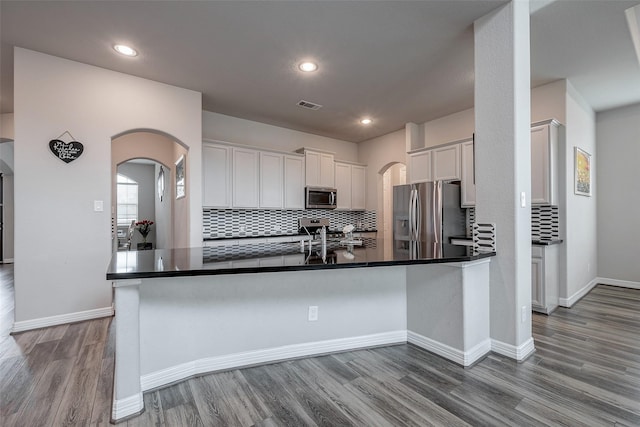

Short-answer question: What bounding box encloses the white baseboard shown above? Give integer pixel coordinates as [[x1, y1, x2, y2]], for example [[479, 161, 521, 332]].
[[141, 330, 407, 392], [11, 306, 114, 333], [111, 392, 143, 422], [559, 278, 599, 308], [491, 337, 535, 361], [596, 277, 640, 290], [407, 331, 491, 367]]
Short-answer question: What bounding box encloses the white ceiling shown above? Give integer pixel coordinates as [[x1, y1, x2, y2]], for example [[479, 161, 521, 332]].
[[1, 0, 639, 143]]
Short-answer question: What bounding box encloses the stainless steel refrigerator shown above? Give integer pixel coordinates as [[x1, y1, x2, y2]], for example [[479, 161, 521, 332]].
[[393, 181, 466, 259]]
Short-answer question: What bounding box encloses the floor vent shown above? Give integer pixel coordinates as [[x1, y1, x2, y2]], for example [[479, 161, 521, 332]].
[[297, 100, 322, 110]]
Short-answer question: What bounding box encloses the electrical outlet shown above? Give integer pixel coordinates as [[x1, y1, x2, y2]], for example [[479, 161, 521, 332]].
[[521, 305, 527, 323], [308, 306, 318, 321]]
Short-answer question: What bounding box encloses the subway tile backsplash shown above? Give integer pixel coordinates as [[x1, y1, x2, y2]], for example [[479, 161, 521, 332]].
[[203, 209, 377, 239]]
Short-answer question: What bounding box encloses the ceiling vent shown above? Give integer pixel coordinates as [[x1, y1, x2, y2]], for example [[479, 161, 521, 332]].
[[297, 100, 323, 110]]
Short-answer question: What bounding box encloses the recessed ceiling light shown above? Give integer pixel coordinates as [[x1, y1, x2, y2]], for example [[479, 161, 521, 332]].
[[114, 44, 138, 57], [298, 61, 318, 72], [360, 118, 373, 125]]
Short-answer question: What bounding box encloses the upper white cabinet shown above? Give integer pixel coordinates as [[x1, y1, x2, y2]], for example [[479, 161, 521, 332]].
[[203, 144, 231, 208], [351, 165, 366, 210], [304, 149, 335, 188], [334, 162, 352, 210], [460, 139, 476, 207], [408, 150, 432, 183], [334, 161, 366, 211], [259, 152, 283, 208], [283, 155, 305, 209], [432, 144, 461, 181], [232, 147, 259, 208], [531, 120, 559, 206]]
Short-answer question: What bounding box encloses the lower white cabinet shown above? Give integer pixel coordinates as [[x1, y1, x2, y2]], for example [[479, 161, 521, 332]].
[[531, 244, 560, 314]]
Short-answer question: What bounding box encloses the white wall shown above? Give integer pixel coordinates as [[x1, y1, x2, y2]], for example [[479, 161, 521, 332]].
[[596, 102, 640, 284], [562, 81, 597, 301], [1, 113, 15, 141], [203, 111, 358, 162], [423, 108, 475, 148], [356, 129, 405, 227], [13, 48, 201, 327], [117, 163, 156, 247], [531, 79, 566, 125]]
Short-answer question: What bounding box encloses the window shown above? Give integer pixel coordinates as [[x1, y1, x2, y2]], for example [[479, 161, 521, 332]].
[[117, 173, 138, 226]]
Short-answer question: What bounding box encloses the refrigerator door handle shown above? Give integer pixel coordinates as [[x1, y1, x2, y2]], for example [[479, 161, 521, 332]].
[[408, 188, 413, 238], [415, 189, 421, 240]]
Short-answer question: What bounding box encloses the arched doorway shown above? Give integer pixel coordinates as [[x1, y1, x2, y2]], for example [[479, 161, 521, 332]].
[[0, 140, 14, 263], [111, 130, 189, 250], [379, 162, 406, 243]]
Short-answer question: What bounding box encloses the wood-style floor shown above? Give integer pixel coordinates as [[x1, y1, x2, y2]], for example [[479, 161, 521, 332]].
[[1, 263, 639, 426]]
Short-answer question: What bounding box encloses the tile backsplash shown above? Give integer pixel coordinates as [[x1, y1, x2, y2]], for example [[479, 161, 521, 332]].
[[467, 206, 559, 241], [203, 209, 377, 239]]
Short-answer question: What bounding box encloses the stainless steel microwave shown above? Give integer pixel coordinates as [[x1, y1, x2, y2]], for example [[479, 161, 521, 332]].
[[305, 186, 337, 209]]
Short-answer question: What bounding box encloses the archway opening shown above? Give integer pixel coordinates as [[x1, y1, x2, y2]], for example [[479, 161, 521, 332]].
[[379, 162, 406, 243], [111, 130, 189, 251]]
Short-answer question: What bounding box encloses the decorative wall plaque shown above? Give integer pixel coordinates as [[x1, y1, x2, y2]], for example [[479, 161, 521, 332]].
[[49, 131, 84, 163]]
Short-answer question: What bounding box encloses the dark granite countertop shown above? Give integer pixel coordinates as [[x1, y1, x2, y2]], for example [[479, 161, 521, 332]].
[[107, 238, 494, 280], [532, 239, 564, 246]]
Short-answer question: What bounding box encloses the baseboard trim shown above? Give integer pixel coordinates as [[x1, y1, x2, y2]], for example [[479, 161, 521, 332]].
[[111, 392, 143, 422], [141, 330, 407, 391], [407, 330, 491, 367], [491, 337, 535, 361], [559, 278, 599, 308], [11, 306, 114, 333], [596, 277, 640, 290]]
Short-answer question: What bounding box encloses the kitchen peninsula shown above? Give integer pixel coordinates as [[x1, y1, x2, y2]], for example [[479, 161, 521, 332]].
[[107, 239, 494, 422]]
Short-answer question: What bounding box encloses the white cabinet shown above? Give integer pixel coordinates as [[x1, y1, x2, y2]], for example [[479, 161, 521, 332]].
[[334, 162, 352, 210], [531, 120, 559, 205], [259, 152, 283, 208], [283, 155, 305, 209], [334, 161, 366, 211], [460, 140, 476, 207], [531, 244, 560, 314], [232, 147, 259, 208], [203, 144, 231, 208], [408, 150, 432, 183], [432, 144, 461, 181], [351, 165, 366, 210], [304, 149, 335, 188]]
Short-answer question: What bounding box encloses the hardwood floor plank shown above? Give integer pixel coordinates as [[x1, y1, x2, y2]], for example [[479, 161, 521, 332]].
[[52, 321, 90, 361], [90, 356, 114, 426], [37, 324, 70, 344], [127, 391, 165, 427]]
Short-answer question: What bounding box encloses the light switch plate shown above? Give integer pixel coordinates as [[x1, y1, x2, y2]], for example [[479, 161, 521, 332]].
[[520, 192, 526, 208], [94, 200, 104, 212]]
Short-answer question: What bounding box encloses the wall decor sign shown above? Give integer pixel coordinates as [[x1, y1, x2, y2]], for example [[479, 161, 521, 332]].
[[175, 155, 186, 199], [49, 131, 84, 163], [574, 146, 591, 196]]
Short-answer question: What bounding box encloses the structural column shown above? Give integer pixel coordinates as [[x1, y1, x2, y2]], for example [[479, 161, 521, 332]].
[[474, 0, 534, 358]]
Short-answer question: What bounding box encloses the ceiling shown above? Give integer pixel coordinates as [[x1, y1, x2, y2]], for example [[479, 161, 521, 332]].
[[1, 0, 639, 143]]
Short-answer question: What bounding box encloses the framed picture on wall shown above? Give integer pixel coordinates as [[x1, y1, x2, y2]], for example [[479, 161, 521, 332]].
[[574, 147, 591, 197], [175, 155, 186, 199]]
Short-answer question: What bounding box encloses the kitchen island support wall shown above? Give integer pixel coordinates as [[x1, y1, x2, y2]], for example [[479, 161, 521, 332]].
[[111, 259, 491, 421]]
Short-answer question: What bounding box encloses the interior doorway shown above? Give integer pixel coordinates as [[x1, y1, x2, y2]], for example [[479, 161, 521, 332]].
[[111, 130, 189, 251], [0, 141, 14, 263], [381, 163, 406, 242]]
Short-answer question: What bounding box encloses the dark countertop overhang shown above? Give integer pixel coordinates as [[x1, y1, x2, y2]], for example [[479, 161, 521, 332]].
[[107, 239, 495, 281]]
